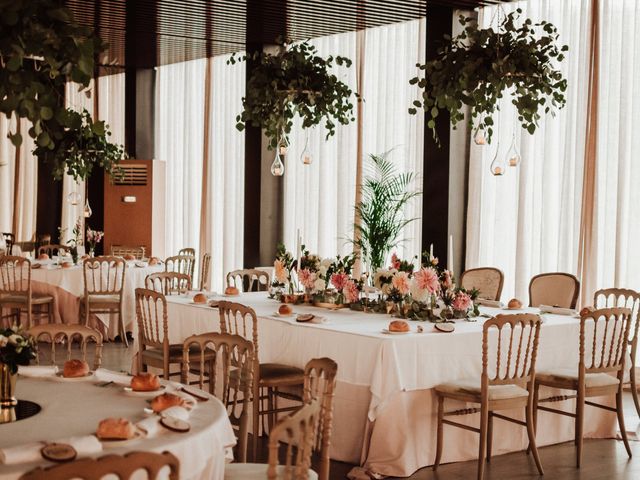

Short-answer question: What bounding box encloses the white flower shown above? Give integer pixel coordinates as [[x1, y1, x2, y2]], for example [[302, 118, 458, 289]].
[[318, 265, 328, 276], [410, 279, 430, 303], [313, 278, 326, 293], [8, 334, 22, 346], [320, 258, 334, 268], [0, 335, 7, 347]]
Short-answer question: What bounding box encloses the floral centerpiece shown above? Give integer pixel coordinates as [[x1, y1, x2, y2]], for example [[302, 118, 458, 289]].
[[85, 227, 104, 257], [271, 243, 300, 302], [0, 326, 36, 407], [58, 217, 83, 264], [310, 253, 358, 307]]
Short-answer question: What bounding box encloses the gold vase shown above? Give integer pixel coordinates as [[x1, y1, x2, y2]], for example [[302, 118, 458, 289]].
[[0, 363, 17, 408]]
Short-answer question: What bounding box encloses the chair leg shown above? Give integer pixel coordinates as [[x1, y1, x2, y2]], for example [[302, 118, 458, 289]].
[[267, 388, 275, 433], [630, 362, 640, 418], [433, 395, 444, 470], [486, 411, 493, 462], [252, 385, 260, 461], [575, 392, 584, 468], [526, 400, 544, 475], [119, 310, 128, 347], [616, 391, 632, 458], [528, 382, 540, 455], [478, 402, 489, 480]]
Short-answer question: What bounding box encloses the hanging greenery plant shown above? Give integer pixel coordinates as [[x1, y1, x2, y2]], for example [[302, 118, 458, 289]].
[[229, 38, 357, 149], [409, 8, 569, 144], [0, 0, 125, 180]]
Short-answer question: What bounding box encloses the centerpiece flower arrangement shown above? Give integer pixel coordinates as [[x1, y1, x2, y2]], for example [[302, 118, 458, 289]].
[[271, 243, 299, 301], [58, 217, 83, 264], [0, 326, 36, 407], [297, 248, 358, 307], [85, 227, 104, 257]]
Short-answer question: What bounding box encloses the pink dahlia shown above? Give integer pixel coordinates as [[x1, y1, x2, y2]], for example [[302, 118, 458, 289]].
[[298, 268, 316, 290], [452, 291, 472, 312], [274, 259, 289, 284], [390, 253, 401, 270], [392, 271, 411, 296], [413, 267, 440, 294], [342, 280, 360, 304], [330, 272, 349, 291]]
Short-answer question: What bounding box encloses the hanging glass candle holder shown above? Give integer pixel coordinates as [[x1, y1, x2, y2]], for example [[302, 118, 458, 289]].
[[489, 143, 505, 176], [300, 130, 313, 165], [270, 151, 285, 177], [506, 133, 521, 167], [474, 128, 487, 146], [278, 129, 289, 156], [83, 199, 92, 218], [67, 191, 82, 206]]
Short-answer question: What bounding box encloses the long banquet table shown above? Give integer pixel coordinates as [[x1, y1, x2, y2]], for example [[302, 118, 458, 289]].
[[160, 293, 617, 477], [0, 371, 236, 480]]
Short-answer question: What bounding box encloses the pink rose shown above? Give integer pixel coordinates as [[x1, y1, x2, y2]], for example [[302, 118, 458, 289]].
[[390, 253, 401, 270], [452, 291, 472, 312], [298, 268, 316, 290], [330, 272, 349, 291], [342, 280, 360, 303], [413, 267, 440, 294], [391, 271, 411, 296]]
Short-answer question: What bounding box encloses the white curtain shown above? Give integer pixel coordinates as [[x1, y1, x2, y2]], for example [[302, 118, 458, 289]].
[[155, 59, 207, 258], [98, 73, 126, 146], [592, 0, 640, 291], [465, 0, 592, 301], [283, 18, 426, 263]]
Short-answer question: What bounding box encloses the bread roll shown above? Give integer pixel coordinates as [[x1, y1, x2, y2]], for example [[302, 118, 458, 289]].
[[61, 261, 73, 269], [130, 372, 161, 392], [148, 257, 159, 266], [225, 286, 239, 296], [38, 253, 49, 260], [508, 298, 522, 309], [580, 306, 595, 316], [193, 293, 207, 304], [124, 254, 136, 261], [389, 320, 410, 333], [278, 304, 292, 315], [151, 393, 187, 413], [63, 359, 90, 378], [96, 418, 136, 440]]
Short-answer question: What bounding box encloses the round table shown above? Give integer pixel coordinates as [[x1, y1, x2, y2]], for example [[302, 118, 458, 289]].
[[0, 374, 236, 480]]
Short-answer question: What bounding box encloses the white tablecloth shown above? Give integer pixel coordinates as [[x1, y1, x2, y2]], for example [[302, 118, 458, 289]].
[[162, 293, 616, 477], [29, 262, 162, 338], [0, 373, 235, 480]]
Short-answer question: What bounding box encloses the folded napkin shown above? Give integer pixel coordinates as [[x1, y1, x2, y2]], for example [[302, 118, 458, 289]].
[[160, 406, 190, 421], [0, 435, 102, 465], [94, 369, 132, 385], [475, 298, 504, 308], [309, 316, 328, 324], [18, 365, 58, 378], [539, 305, 577, 316], [136, 417, 162, 437]]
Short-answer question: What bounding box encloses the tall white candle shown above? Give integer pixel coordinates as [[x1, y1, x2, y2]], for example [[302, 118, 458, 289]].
[[296, 229, 302, 269], [429, 243, 433, 259], [447, 235, 453, 273]]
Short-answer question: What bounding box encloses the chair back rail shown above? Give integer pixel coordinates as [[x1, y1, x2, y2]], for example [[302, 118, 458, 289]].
[[580, 307, 632, 376], [0, 255, 30, 295], [460, 267, 504, 301], [145, 272, 192, 295], [135, 288, 169, 351], [83, 256, 126, 296], [594, 288, 640, 344], [199, 253, 211, 291], [226, 269, 270, 293], [37, 244, 69, 257], [111, 245, 146, 259], [529, 272, 580, 309], [165, 255, 196, 280], [29, 324, 103, 370], [178, 247, 196, 257]]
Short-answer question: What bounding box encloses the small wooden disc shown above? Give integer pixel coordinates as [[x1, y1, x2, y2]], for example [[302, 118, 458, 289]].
[[435, 322, 455, 333], [296, 314, 314, 323], [160, 416, 191, 433], [41, 443, 77, 463]]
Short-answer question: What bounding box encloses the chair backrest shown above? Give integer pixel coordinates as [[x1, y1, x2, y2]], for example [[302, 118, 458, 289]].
[[0, 255, 30, 296], [199, 253, 211, 291], [135, 288, 169, 351], [594, 288, 640, 345], [178, 247, 196, 257], [37, 244, 69, 257], [29, 324, 103, 370], [528, 272, 580, 309], [303, 358, 338, 480], [182, 332, 254, 462], [268, 398, 321, 480], [579, 307, 632, 379], [218, 301, 259, 364], [83, 256, 126, 296], [111, 245, 146, 260], [460, 267, 504, 301], [226, 269, 270, 292], [165, 255, 196, 280], [2, 232, 15, 255], [20, 451, 180, 480], [482, 314, 542, 392], [145, 272, 192, 295]]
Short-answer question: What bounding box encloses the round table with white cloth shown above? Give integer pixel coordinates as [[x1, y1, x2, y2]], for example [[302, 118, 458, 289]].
[[0, 370, 236, 480]]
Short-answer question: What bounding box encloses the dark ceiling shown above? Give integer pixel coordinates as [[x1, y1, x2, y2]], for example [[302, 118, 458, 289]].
[[66, 0, 510, 70]]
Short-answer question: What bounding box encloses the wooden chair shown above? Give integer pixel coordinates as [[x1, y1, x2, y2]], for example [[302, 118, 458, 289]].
[[179, 247, 196, 257], [218, 301, 305, 460], [20, 451, 180, 480], [145, 271, 192, 295], [534, 307, 633, 467], [29, 324, 103, 370], [460, 267, 504, 301], [224, 398, 321, 480], [529, 272, 580, 309], [1, 232, 14, 255], [182, 332, 254, 462], [0, 256, 54, 328], [433, 314, 544, 480], [80, 256, 127, 346], [594, 288, 640, 417], [37, 244, 69, 258], [226, 269, 271, 293], [111, 245, 146, 260], [200, 252, 211, 291], [166, 254, 196, 281]]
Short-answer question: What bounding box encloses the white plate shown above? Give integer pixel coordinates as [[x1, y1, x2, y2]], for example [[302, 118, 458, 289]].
[[123, 385, 167, 397], [381, 328, 411, 335], [55, 371, 95, 381], [97, 428, 145, 448], [502, 307, 525, 311], [434, 323, 455, 333], [223, 293, 241, 297], [189, 300, 209, 306]]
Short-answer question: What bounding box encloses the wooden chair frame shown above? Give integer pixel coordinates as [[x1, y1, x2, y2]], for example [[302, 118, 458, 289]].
[[534, 307, 633, 467], [37, 244, 69, 258], [460, 267, 504, 301], [434, 314, 544, 480], [226, 269, 270, 293], [199, 253, 211, 291], [81, 256, 127, 346], [20, 451, 180, 480], [182, 332, 254, 462], [528, 272, 580, 309], [0, 256, 53, 328], [29, 324, 103, 370], [165, 255, 196, 282], [178, 247, 196, 257], [111, 245, 146, 260], [145, 272, 192, 295], [1, 232, 14, 255]]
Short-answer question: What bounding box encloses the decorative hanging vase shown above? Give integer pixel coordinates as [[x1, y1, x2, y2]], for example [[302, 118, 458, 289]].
[[270, 151, 285, 177], [0, 362, 18, 408], [490, 143, 505, 176], [300, 130, 313, 165], [506, 132, 521, 167]]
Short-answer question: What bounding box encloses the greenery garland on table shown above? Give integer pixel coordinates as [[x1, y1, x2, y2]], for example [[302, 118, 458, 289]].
[[0, 0, 125, 180], [229, 38, 357, 149], [409, 8, 569, 144]]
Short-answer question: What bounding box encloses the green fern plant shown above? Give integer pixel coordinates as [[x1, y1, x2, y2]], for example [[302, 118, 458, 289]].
[[351, 152, 421, 272]]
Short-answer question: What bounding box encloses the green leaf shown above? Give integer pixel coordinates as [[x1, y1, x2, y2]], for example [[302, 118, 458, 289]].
[[40, 106, 53, 120], [9, 132, 22, 147]]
